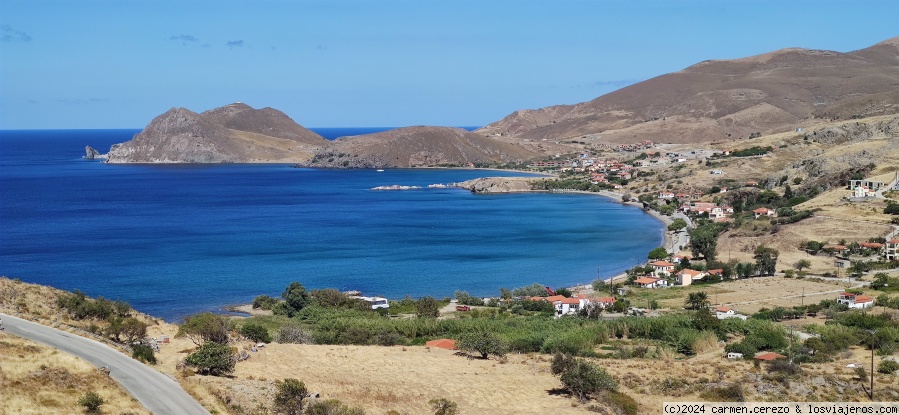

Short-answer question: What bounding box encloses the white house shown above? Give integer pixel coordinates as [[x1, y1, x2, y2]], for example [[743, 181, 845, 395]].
[[853, 186, 876, 198], [752, 207, 776, 219], [649, 260, 675, 276], [634, 276, 667, 289], [837, 292, 874, 309], [886, 239, 899, 261], [715, 306, 747, 320]]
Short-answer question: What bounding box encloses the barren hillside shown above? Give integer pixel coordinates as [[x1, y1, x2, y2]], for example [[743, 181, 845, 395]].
[[304, 126, 538, 168], [478, 37, 899, 145]]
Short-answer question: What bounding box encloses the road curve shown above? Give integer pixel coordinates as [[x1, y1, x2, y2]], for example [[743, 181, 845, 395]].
[[1, 313, 210, 415]]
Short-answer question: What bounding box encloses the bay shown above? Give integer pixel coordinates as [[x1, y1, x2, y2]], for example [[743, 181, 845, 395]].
[[0, 129, 663, 321]]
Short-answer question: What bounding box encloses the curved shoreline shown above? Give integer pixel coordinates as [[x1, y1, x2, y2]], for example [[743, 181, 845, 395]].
[[449, 176, 674, 291]]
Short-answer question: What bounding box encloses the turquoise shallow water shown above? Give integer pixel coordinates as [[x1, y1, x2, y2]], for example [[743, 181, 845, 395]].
[[0, 129, 663, 321]]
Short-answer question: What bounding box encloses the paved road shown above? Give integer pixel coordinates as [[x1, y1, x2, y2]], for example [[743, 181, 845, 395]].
[[1, 313, 210, 415]]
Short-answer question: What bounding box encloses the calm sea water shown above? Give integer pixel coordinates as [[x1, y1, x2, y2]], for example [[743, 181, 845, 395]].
[[0, 129, 663, 321]]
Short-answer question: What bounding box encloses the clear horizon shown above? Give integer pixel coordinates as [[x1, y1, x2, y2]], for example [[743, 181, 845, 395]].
[[1, 0, 897, 130]]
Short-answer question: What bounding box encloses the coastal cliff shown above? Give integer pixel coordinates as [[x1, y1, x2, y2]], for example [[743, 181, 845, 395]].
[[105, 103, 328, 163], [301, 126, 538, 168]]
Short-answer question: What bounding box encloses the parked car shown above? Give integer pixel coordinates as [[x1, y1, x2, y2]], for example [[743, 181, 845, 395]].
[[455, 305, 471, 312]]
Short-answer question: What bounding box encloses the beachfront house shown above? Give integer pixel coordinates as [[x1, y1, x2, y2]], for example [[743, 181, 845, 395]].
[[649, 260, 675, 277], [837, 292, 874, 309], [634, 276, 667, 289]]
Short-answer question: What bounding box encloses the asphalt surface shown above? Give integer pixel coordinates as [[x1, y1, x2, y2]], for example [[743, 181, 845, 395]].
[[0, 313, 210, 415]]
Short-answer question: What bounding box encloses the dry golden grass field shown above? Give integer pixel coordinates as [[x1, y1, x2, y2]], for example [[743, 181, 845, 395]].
[[164, 336, 899, 415], [0, 333, 150, 415]]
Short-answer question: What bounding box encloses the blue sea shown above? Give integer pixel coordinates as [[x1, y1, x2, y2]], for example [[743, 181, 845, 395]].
[[0, 129, 663, 321]]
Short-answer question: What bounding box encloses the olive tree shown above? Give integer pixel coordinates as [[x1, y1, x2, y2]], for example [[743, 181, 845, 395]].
[[551, 353, 618, 402], [458, 330, 508, 359], [178, 312, 231, 345], [184, 341, 235, 376]]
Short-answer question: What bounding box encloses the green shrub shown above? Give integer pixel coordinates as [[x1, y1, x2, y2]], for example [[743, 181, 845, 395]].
[[305, 399, 365, 415], [273, 378, 308, 415], [699, 384, 744, 402], [184, 342, 235, 376], [878, 360, 899, 374], [252, 295, 280, 310], [178, 312, 231, 345], [275, 324, 314, 344], [78, 391, 105, 414], [132, 344, 157, 364], [458, 330, 508, 359], [416, 296, 440, 318], [557, 358, 618, 402], [240, 322, 273, 343], [604, 390, 639, 415]]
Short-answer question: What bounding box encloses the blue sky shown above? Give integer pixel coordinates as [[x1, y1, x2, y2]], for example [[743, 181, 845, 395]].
[[1, 0, 896, 129]]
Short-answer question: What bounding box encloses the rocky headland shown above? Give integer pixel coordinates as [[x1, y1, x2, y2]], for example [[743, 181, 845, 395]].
[[105, 103, 328, 163], [301, 126, 538, 169]]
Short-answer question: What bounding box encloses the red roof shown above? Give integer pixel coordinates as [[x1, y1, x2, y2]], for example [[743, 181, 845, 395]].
[[752, 207, 770, 213], [855, 295, 874, 303], [716, 306, 732, 313], [634, 277, 660, 285], [754, 352, 786, 361], [558, 298, 581, 305], [650, 261, 675, 267], [708, 269, 724, 275], [426, 339, 456, 350], [888, 239, 899, 244]]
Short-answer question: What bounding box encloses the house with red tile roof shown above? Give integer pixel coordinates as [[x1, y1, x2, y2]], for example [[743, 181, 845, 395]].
[[837, 292, 874, 309], [633, 276, 667, 289], [859, 242, 883, 250], [649, 260, 675, 276], [754, 352, 786, 361], [752, 207, 776, 219]]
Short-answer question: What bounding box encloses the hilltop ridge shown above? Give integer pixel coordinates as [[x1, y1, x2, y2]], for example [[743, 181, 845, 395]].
[[477, 37, 899, 145]]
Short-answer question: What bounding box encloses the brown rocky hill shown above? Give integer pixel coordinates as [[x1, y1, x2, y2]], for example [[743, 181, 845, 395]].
[[303, 126, 538, 168], [477, 36, 899, 144], [106, 103, 328, 163]]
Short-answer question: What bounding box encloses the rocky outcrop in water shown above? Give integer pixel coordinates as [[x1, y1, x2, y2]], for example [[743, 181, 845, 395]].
[[83, 145, 102, 160], [454, 177, 536, 194]]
